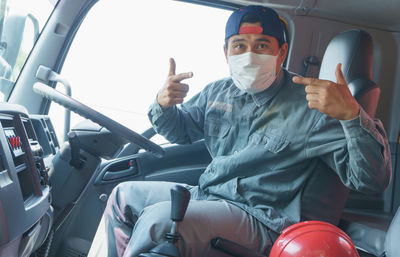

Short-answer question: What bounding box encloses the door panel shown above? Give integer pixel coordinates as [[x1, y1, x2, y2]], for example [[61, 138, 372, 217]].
[[49, 140, 211, 257], [95, 140, 211, 186]]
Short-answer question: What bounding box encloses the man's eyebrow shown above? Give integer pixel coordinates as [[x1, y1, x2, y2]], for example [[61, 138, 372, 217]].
[[255, 38, 271, 43], [231, 38, 246, 44]]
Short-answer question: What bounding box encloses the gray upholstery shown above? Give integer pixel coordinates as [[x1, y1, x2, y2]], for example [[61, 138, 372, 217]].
[[302, 29, 380, 227], [319, 29, 380, 117], [318, 29, 400, 257], [385, 207, 400, 257], [302, 29, 387, 256], [339, 212, 391, 256]]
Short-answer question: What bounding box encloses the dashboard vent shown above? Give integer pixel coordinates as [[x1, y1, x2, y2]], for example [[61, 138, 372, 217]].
[[30, 116, 60, 157]]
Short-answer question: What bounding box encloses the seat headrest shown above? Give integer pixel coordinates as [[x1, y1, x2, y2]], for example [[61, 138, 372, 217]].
[[319, 29, 380, 117], [319, 29, 373, 83]]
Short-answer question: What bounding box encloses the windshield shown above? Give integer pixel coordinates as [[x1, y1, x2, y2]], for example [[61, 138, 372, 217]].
[[0, 0, 55, 101], [48, 0, 231, 144]]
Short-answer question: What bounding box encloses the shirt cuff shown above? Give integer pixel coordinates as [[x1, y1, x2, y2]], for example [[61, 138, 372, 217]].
[[339, 107, 376, 138], [148, 99, 174, 121]]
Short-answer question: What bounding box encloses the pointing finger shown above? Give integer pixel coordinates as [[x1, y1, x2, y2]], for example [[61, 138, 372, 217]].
[[293, 76, 333, 89], [335, 63, 347, 86], [168, 58, 176, 76], [292, 76, 317, 86], [172, 72, 194, 83]]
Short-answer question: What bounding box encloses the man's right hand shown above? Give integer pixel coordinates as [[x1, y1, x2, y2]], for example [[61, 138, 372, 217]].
[[157, 58, 193, 107]]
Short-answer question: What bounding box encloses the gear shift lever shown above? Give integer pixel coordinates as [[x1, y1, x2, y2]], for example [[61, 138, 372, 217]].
[[139, 185, 190, 257]]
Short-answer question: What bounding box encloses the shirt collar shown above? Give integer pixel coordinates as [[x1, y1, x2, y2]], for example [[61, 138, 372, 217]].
[[229, 68, 285, 106]]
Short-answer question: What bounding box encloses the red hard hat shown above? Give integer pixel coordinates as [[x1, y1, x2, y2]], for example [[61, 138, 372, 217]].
[[269, 221, 359, 257]]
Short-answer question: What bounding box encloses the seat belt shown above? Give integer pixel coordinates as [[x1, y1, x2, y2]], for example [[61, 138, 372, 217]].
[[300, 56, 320, 77]]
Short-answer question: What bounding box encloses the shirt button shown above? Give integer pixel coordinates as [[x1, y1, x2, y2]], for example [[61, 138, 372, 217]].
[[234, 150, 238, 155]]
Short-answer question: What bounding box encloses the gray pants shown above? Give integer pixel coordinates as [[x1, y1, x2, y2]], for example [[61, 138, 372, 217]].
[[88, 181, 275, 257]]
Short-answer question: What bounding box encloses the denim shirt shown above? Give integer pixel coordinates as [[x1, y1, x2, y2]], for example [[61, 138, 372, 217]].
[[148, 69, 392, 233]]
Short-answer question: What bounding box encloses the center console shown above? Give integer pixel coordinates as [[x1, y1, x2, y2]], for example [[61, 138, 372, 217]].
[[0, 103, 59, 257]]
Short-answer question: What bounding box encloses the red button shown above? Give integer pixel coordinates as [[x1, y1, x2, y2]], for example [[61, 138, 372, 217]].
[[10, 137, 15, 148]]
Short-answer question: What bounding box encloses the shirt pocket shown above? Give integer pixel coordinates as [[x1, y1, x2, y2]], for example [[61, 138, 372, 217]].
[[205, 119, 231, 138], [252, 129, 290, 153]]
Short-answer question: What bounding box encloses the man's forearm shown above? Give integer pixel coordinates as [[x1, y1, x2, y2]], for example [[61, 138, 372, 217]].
[[338, 107, 392, 194], [148, 100, 204, 144]]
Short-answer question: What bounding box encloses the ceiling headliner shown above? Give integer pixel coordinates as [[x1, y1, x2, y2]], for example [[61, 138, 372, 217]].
[[186, 0, 400, 32]]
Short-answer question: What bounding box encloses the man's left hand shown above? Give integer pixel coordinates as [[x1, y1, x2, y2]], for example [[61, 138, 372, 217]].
[[292, 63, 360, 120]]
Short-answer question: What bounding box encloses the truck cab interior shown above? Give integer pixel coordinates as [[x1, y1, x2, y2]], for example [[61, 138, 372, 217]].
[[0, 0, 399, 256]]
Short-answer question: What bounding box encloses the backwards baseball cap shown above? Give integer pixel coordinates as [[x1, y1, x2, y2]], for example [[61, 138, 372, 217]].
[[225, 5, 285, 45]]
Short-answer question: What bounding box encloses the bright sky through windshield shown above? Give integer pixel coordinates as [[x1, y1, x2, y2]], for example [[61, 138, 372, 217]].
[[49, 0, 231, 142]]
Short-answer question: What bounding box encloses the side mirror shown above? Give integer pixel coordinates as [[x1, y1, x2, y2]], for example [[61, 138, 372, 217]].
[[0, 4, 40, 99], [0, 42, 12, 97], [2, 12, 39, 70]]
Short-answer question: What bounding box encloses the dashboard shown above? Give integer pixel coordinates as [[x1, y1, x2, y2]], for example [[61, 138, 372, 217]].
[[0, 103, 59, 256]]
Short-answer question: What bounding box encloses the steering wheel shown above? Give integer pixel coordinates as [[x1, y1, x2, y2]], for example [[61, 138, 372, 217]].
[[33, 82, 165, 158]]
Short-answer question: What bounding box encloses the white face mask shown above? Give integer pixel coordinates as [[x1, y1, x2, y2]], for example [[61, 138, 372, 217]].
[[228, 52, 278, 94]]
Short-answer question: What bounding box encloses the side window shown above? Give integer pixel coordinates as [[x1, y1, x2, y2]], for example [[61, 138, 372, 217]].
[[48, 0, 231, 144]]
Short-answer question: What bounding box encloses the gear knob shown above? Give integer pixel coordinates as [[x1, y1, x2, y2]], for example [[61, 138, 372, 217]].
[[170, 185, 190, 222]]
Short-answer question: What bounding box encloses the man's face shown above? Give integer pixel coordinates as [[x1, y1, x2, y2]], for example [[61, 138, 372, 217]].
[[224, 22, 288, 71]]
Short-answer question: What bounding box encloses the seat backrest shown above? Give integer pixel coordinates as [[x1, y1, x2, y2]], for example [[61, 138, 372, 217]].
[[319, 29, 380, 117], [301, 29, 379, 226]]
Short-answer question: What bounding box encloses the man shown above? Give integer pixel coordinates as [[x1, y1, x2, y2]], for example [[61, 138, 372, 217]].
[[89, 5, 391, 257]]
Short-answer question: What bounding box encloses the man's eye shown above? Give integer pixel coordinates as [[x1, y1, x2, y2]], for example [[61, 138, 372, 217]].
[[256, 44, 267, 49], [233, 44, 244, 49]]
